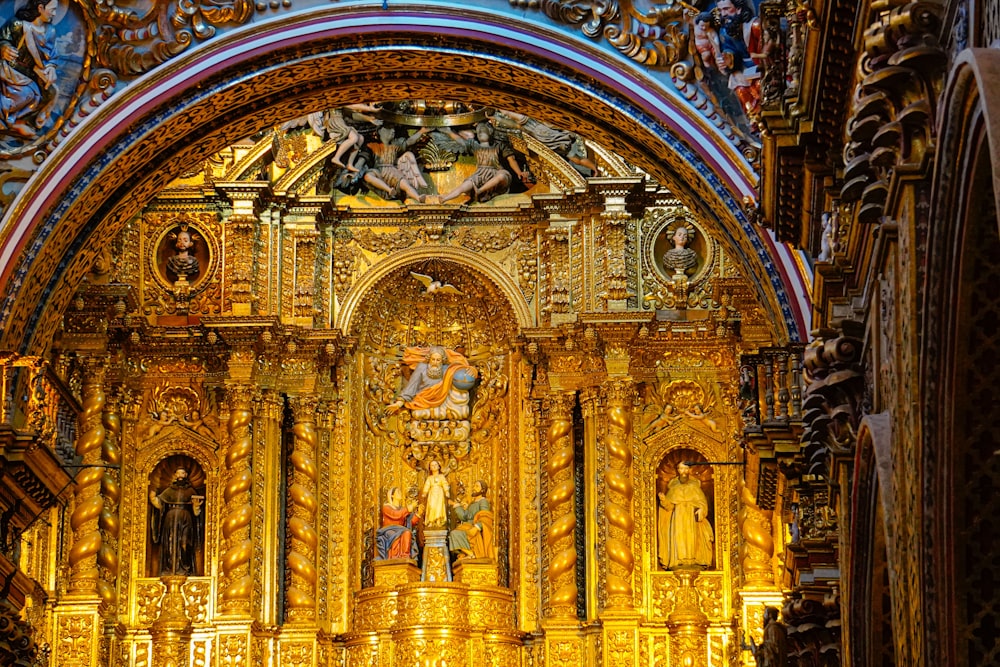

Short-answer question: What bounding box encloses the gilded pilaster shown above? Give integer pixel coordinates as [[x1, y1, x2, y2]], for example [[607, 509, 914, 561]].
[[150, 576, 192, 667], [286, 394, 320, 622], [69, 356, 107, 594], [543, 391, 578, 619], [218, 381, 256, 616], [518, 375, 542, 631], [667, 570, 709, 667], [601, 379, 637, 610], [226, 213, 256, 315], [291, 224, 319, 326]]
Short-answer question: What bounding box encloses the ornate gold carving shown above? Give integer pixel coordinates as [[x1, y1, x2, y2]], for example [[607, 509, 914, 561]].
[[543, 392, 577, 618], [69, 357, 107, 593], [454, 560, 498, 587], [373, 560, 421, 588], [602, 380, 637, 609], [56, 614, 95, 665], [738, 482, 775, 586], [219, 383, 254, 615], [182, 579, 211, 624], [218, 634, 249, 667], [93, 0, 253, 76], [136, 580, 165, 626], [286, 395, 320, 620]]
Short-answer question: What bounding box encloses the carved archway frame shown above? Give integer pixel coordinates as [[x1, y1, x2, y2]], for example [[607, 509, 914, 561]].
[[922, 48, 1000, 666], [640, 422, 731, 612], [0, 7, 808, 356], [338, 244, 533, 334]]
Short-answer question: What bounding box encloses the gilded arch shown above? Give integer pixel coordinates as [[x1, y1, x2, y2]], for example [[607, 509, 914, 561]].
[[0, 8, 806, 356], [338, 245, 533, 334]]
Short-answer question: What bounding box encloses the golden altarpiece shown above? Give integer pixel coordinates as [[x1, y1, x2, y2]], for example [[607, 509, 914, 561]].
[[4, 107, 791, 667]]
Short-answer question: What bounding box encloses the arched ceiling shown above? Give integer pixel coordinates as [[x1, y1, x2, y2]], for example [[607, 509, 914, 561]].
[[0, 5, 810, 352]]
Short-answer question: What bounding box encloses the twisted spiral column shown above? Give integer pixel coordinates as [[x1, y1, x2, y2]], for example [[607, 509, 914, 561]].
[[286, 394, 319, 621], [219, 383, 255, 615], [602, 380, 636, 608], [543, 392, 577, 619], [96, 388, 122, 609], [68, 357, 107, 594]]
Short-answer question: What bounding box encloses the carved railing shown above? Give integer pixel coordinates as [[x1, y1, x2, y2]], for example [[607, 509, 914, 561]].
[[1, 354, 80, 465], [739, 344, 806, 432], [0, 354, 80, 564]]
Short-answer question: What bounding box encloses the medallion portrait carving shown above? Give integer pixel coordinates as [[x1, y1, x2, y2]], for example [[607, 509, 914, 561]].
[[154, 223, 210, 288]]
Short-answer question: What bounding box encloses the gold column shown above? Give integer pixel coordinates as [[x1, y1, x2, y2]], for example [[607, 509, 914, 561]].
[[54, 356, 106, 667], [97, 387, 122, 612], [601, 379, 637, 609], [543, 391, 578, 619], [68, 356, 107, 594], [219, 382, 256, 616], [668, 570, 709, 667], [286, 394, 320, 622]]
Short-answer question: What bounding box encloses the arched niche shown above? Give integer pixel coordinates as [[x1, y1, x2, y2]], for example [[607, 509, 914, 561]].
[[146, 454, 208, 578], [642, 426, 731, 580], [135, 429, 221, 582]]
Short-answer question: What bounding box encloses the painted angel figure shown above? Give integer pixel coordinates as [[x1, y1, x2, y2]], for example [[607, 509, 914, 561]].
[[429, 121, 532, 204], [362, 124, 431, 202]]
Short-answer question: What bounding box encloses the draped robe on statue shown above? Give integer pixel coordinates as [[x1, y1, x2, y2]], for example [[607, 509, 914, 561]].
[[376, 502, 420, 560], [658, 475, 714, 569]]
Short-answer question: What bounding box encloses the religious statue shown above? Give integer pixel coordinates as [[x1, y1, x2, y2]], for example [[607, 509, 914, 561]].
[[431, 121, 532, 203], [448, 479, 494, 560], [493, 110, 599, 176], [386, 345, 478, 420], [375, 486, 421, 560], [662, 225, 698, 275], [149, 468, 204, 576], [0, 0, 59, 140], [317, 103, 382, 172], [749, 606, 789, 667], [166, 226, 200, 282], [715, 0, 763, 118], [362, 124, 430, 202], [421, 459, 451, 528], [658, 462, 714, 569]]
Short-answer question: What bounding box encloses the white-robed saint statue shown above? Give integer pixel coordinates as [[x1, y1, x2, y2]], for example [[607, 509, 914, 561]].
[[658, 462, 715, 569]]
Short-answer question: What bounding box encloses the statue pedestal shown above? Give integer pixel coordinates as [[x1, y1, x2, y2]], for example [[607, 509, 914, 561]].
[[453, 559, 497, 587], [374, 559, 421, 587], [421, 529, 453, 582]]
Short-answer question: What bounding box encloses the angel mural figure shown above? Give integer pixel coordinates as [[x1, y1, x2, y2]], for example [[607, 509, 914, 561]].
[[410, 271, 462, 296], [493, 110, 599, 176], [1, 0, 60, 140], [386, 345, 478, 420], [430, 121, 532, 204], [362, 124, 431, 202]]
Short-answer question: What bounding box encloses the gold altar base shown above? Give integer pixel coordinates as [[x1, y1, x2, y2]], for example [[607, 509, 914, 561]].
[[374, 559, 421, 587], [51, 596, 102, 667], [350, 580, 520, 666], [452, 558, 497, 586]]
